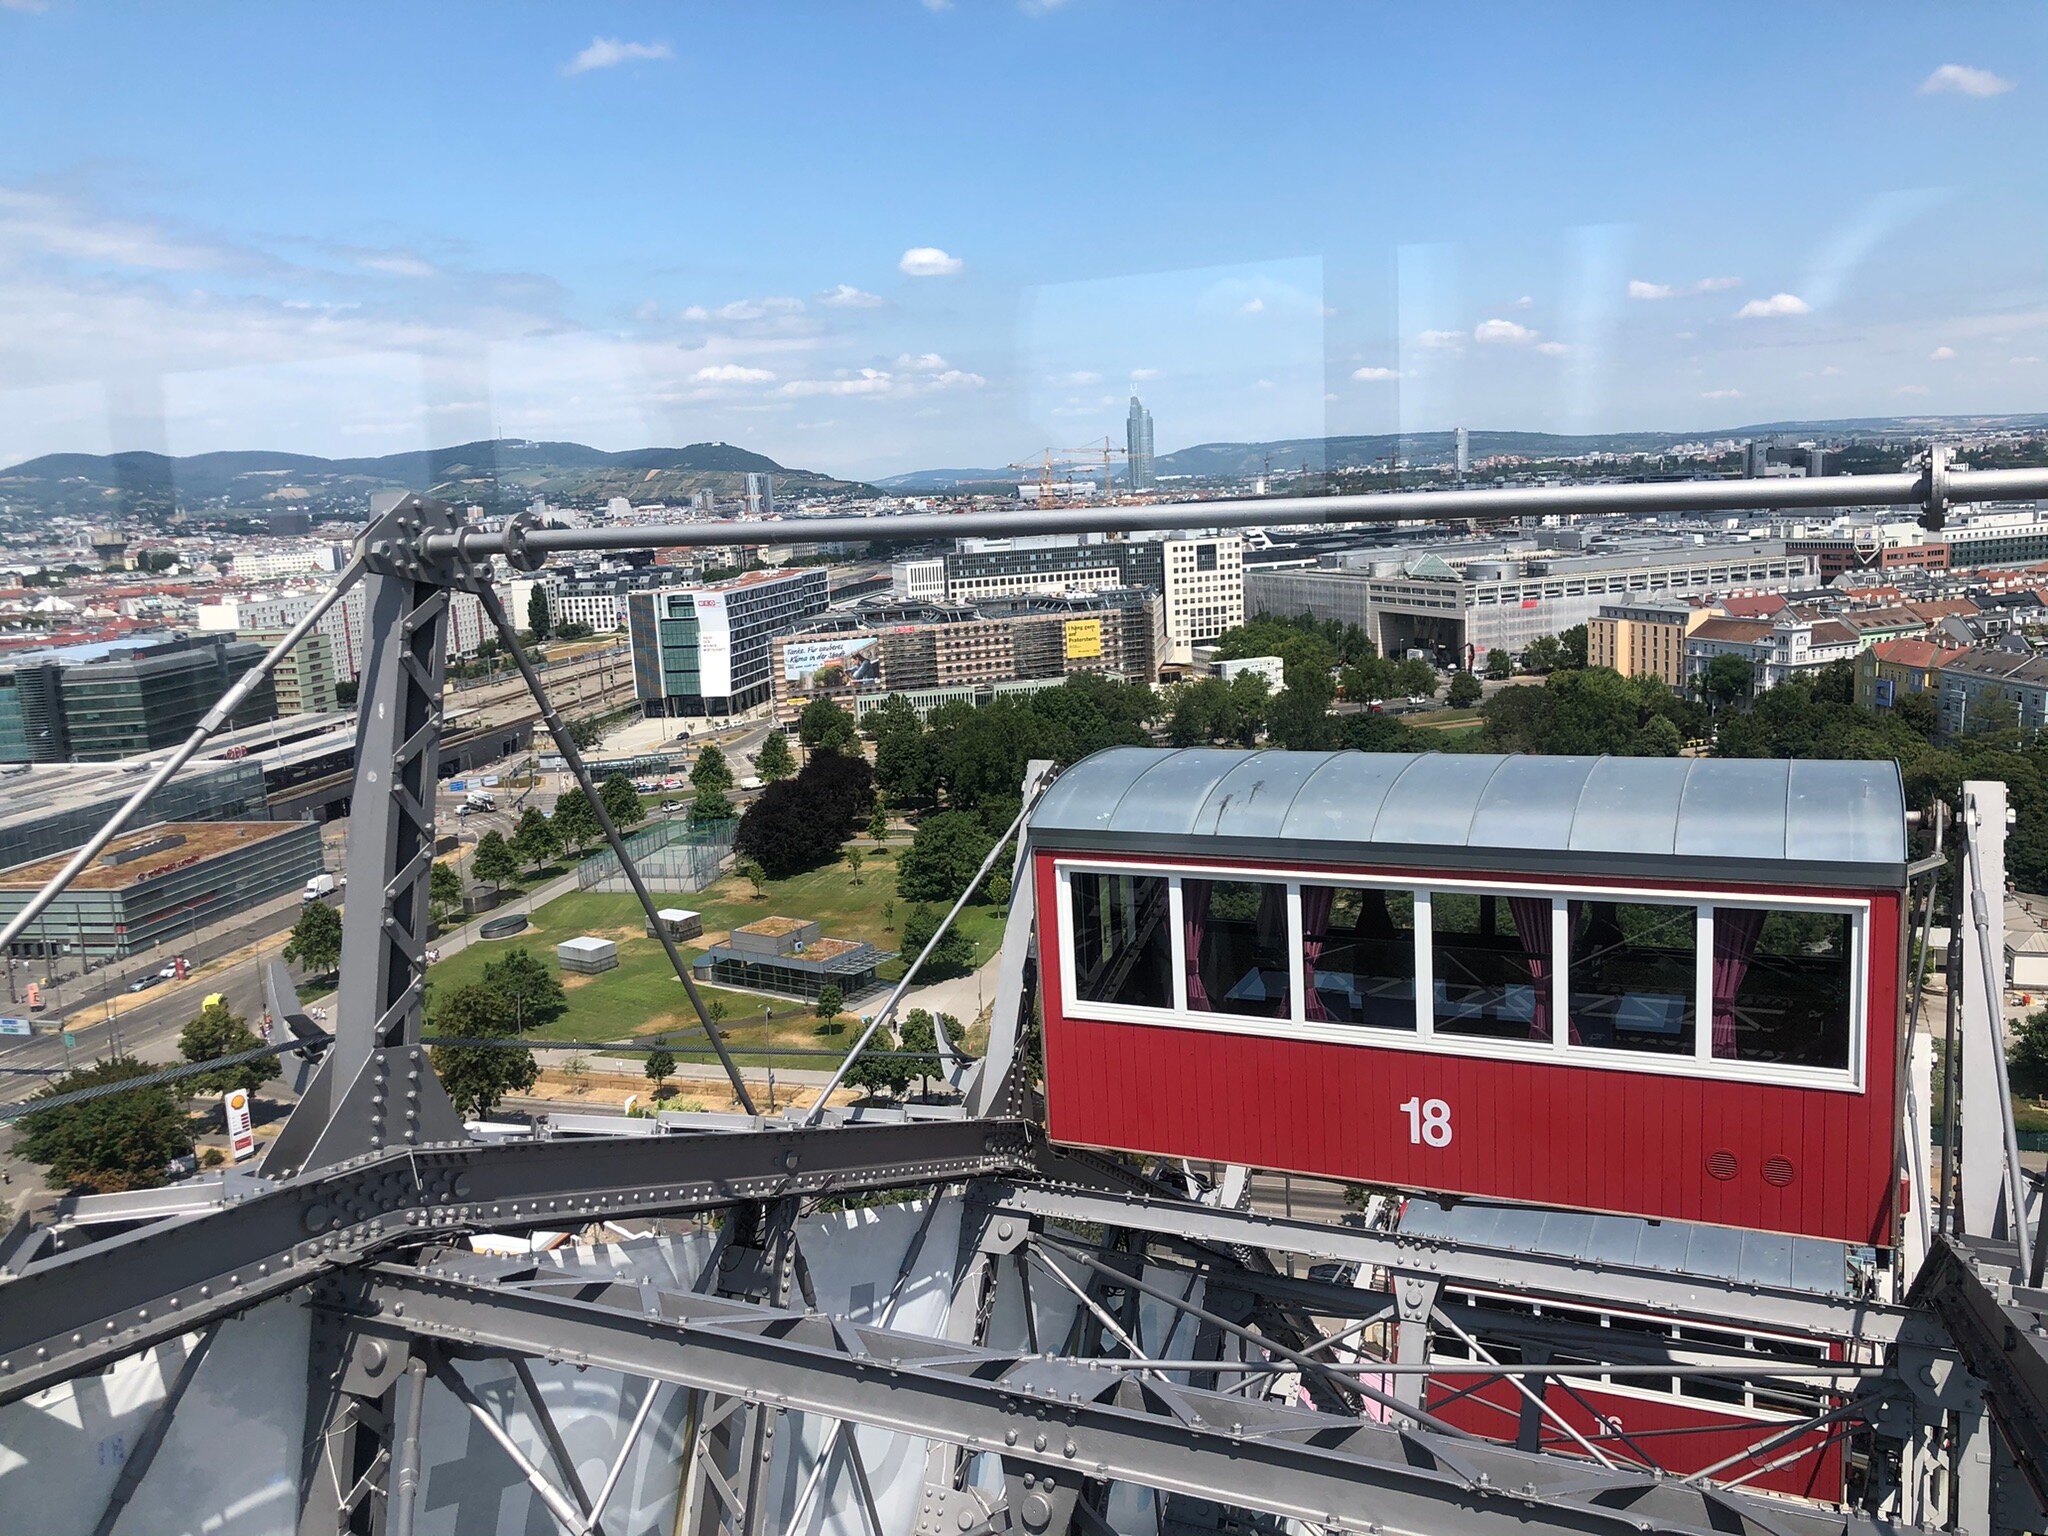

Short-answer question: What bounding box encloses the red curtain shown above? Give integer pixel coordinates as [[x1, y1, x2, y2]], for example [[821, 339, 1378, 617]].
[[1508, 896, 1559, 1042], [1712, 907, 1766, 1057], [1182, 879, 1211, 1011], [1302, 885, 1336, 1022]]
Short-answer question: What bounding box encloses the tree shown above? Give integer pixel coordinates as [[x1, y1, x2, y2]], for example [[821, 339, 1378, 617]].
[[734, 753, 875, 878], [798, 697, 860, 756], [599, 771, 644, 829], [1520, 636, 1563, 674], [179, 1002, 280, 1096], [896, 1008, 965, 1098], [480, 946, 566, 1031], [566, 715, 606, 752], [898, 811, 997, 904], [552, 787, 600, 854], [902, 902, 975, 979], [734, 855, 768, 899], [755, 731, 796, 783], [429, 984, 538, 1118], [472, 830, 520, 898], [1558, 624, 1590, 671], [1392, 658, 1440, 698], [692, 786, 736, 825], [1447, 671, 1484, 708], [691, 744, 735, 795], [644, 1040, 677, 1097], [841, 1024, 910, 1100], [283, 899, 343, 980], [1266, 685, 1339, 750], [511, 806, 560, 874], [1484, 648, 1514, 680], [429, 861, 464, 921], [843, 846, 866, 885], [17, 1057, 196, 1192], [526, 585, 552, 641], [868, 795, 891, 846], [815, 983, 844, 1020], [1700, 653, 1755, 711]]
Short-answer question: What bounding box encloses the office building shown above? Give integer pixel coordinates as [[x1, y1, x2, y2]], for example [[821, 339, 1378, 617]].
[[1455, 427, 1470, 478], [0, 819, 322, 960], [626, 566, 830, 718], [1587, 597, 1718, 687], [693, 916, 890, 1004], [745, 472, 776, 518], [1682, 611, 1860, 691], [243, 627, 340, 716], [229, 545, 350, 581], [0, 757, 267, 871], [1246, 544, 1816, 667], [1126, 396, 1156, 490], [769, 588, 1163, 722], [889, 557, 947, 601], [0, 633, 278, 763], [544, 568, 692, 635]]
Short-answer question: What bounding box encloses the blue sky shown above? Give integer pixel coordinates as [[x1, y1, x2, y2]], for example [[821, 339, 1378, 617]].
[[1, 2, 2044, 478]]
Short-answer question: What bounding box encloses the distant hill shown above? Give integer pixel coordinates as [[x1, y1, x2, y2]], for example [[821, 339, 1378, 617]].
[[0, 438, 870, 521], [872, 466, 1024, 492]]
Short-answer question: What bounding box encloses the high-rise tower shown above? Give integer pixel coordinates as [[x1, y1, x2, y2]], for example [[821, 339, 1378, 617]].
[[1126, 396, 1156, 490]]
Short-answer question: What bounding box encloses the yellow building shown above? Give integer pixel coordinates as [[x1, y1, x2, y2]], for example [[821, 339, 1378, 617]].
[[1587, 598, 1717, 687]]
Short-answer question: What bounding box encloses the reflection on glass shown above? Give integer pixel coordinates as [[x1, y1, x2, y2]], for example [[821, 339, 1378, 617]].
[[1303, 885, 1416, 1029], [1185, 878, 1290, 1019], [1069, 871, 1171, 1010], [1431, 891, 1552, 1039], [1568, 901, 1697, 1055], [1711, 908, 1851, 1069]]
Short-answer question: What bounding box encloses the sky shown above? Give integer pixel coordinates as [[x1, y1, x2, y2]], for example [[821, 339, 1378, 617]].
[[1, 2, 2045, 480]]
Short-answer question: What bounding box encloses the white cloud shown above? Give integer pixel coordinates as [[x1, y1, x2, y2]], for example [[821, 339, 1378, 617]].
[[1129, 367, 1161, 381], [780, 368, 894, 397], [711, 295, 803, 321], [1474, 318, 1537, 344], [353, 250, 438, 279], [1701, 388, 1744, 400], [0, 1, 51, 12], [1930, 345, 1956, 360], [1696, 276, 1742, 292], [899, 352, 952, 371], [1920, 64, 2015, 99], [1535, 341, 1569, 356], [927, 369, 985, 391], [1351, 366, 1401, 381], [680, 305, 710, 321], [1736, 292, 1810, 318], [1896, 384, 1930, 396], [632, 299, 661, 322], [1632, 276, 1741, 299], [691, 363, 775, 385], [1514, 295, 1534, 309], [1820, 364, 1845, 376], [1253, 378, 1277, 390], [1628, 280, 1678, 300], [899, 246, 963, 277], [0, 184, 267, 274], [563, 37, 675, 76], [1416, 329, 1463, 350], [922, 0, 953, 9], [1050, 369, 1101, 385], [2014, 356, 2043, 366], [1240, 298, 1265, 314], [817, 283, 883, 309]]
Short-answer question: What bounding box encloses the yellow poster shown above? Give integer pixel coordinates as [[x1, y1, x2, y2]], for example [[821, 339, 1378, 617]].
[[1064, 618, 1103, 660]]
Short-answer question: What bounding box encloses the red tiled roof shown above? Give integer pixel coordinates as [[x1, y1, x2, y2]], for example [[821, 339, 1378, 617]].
[[1870, 638, 1968, 669], [1719, 594, 1790, 619]]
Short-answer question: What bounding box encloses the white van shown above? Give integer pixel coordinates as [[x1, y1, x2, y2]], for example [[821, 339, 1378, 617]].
[[302, 873, 338, 903]]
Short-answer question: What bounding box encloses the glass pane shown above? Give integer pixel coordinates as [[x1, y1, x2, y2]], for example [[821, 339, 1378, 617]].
[[1069, 871, 1172, 1010], [1303, 884, 1416, 1030], [1431, 891, 1552, 1040], [1712, 909, 1852, 1069], [1567, 901, 1697, 1055], [1185, 878, 1291, 1019]]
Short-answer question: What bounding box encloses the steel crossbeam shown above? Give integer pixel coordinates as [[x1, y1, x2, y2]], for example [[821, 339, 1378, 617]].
[[330, 1260, 1917, 1536], [0, 1114, 1035, 1406]]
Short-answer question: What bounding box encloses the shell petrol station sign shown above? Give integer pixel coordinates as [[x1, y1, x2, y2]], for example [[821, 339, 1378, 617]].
[[223, 1089, 256, 1161]]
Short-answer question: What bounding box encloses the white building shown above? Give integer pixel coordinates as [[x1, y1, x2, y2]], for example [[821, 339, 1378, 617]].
[[229, 545, 349, 581], [1159, 535, 1245, 659], [1683, 611, 1861, 691], [196, 584, 487, 681], [889, 558, 947, 601]]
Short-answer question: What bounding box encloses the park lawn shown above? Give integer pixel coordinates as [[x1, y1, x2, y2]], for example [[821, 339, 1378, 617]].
[[423, 837, 1007, 1067]]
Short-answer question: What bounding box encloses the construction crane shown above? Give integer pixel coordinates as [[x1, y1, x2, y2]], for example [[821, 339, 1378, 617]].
[[1063, 436, 1129, 497], [1006, 441, 1126, 506]]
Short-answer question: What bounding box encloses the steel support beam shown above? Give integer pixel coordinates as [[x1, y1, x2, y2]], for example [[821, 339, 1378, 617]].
[[334, 1262, 1916, 1536], [0, 1115, 1035, 1406]]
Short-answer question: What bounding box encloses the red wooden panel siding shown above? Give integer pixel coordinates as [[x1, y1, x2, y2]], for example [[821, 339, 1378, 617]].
[[1037, 852, 1903, 1248]]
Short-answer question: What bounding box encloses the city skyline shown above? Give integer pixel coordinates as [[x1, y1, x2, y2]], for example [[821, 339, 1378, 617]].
[[1, 3, 2045, 478]]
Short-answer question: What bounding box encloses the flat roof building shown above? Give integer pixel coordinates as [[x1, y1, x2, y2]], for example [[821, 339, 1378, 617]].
[[694, 916, 892, 1003], [626, 566, 831, 719], [0, 632, 278, 763], [0, 756, 269, 871]]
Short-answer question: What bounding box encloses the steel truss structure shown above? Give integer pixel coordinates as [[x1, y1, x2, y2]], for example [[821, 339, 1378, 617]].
[[6, 464, 2048, 1535]]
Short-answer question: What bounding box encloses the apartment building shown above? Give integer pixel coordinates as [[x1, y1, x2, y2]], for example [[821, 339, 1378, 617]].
[[1682, 612, 1861, 692], [1586, 597, 1717, 687], [1937, 647, 2048, 739]]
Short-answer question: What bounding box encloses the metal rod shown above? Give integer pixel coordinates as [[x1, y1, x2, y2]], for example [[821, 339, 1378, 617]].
[[389, 1353, 430, 1536], [1709, 1421, 1858, 1494], [88, 1326, 218, 1536], [420, 465, 2048, 560], [1023, 1245, 1171, 1382], [513, 1356, 603, 1535], [785, 1417, 850, 1533], [0, 558, 364, 954], [1048, 1357, 1876, 1379], [1038, 1235, 1476, 1439], [1683, 1393, 1875, 1486], [472, 582, 757, 1114], [803, 796, 1032, 1125], [1966, 808, 2033, 1274], [1430, 1306, 1616, 1469], [435, 1357, 589, 1536], [581, 1376, 659, 1536]]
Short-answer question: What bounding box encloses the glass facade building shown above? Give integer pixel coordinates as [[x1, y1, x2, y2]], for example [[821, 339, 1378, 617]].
[[0, 633, 278, 763]]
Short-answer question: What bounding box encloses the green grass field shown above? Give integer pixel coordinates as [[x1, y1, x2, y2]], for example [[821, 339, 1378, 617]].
[[423, 840, 1005, 1067]]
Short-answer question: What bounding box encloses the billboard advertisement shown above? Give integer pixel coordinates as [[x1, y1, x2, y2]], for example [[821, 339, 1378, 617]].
[[782, 636, 883, 694], [1063, 618, 1103, 661]]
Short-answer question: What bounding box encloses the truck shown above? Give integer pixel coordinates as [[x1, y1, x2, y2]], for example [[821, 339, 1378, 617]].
[[302, 872, 338, 904], [463, 790, 497, 811]]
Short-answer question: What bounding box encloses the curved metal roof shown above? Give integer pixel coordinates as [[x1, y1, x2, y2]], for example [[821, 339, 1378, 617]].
[[1028, 748, 1908, 888]]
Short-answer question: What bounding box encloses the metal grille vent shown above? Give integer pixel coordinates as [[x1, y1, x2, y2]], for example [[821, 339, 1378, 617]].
[[1706, 1150, 1739, 1181], [1762, 1156, 1796, 1188]]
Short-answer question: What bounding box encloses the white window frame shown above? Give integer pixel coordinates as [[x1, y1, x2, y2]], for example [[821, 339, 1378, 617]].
[[1053, 857, 1867, 1094]]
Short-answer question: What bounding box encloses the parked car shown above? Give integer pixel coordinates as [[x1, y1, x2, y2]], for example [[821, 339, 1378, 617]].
[[127, 973, 164, 993], [1406, 694, 1431, 705], [661, 799, 686, 813]]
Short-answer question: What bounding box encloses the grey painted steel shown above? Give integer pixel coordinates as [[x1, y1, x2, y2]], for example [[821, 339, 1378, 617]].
[[988, 1183, 1930, 1342], [341, 1262, 1909, 1536], [472, 579, 758, 1114], [417, 463, 2048, 560], [0, 556, 364, 955], [87, 1325, 217, 1536], [805, 795, 1034, 1124], [0, 1115, 1035, 1407], [1029, 747, 1911, 887], [1959, 781, 2027, 1254]]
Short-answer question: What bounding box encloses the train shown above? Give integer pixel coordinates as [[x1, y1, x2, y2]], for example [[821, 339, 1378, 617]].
[[1028, 747, 1909, 1249]]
